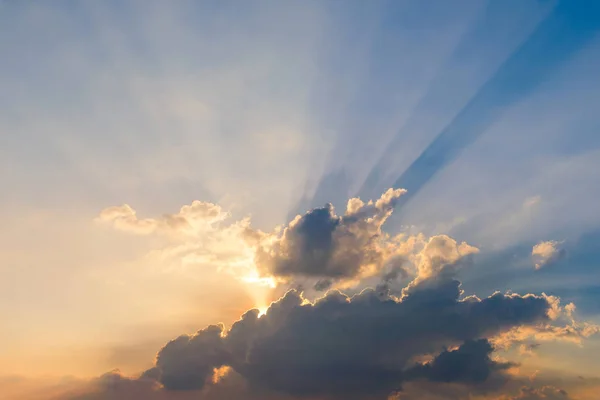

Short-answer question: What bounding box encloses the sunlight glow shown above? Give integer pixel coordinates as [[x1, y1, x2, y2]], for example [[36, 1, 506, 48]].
[[257, 306, 269, 317], [3, 1, 600, 398], [241, 272, 278, 288]]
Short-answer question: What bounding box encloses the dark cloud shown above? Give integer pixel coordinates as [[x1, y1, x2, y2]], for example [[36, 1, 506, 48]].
[[313, 279, 333, 291], [144, 272, 551, 399], [56, 369, 297, 400], [155, 325, 230, 390], [50, 372, 582, 400], [405, 339, 512, 384], [509, 385, 571, 400], [255, 189, 407, 285]]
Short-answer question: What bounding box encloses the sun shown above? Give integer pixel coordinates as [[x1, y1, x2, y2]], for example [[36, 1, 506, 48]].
[[257, 306, 269, 317]]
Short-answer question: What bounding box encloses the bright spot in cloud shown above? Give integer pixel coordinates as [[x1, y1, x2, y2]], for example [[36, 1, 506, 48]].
[[532, 240, 565, 270]]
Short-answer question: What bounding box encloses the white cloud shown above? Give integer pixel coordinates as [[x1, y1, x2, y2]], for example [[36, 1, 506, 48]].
[[532, 240, 565, 270]]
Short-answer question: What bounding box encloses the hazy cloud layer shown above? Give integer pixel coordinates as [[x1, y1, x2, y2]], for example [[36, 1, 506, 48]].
[[49, 373, 585, 400], [504, 385, 570, 400]]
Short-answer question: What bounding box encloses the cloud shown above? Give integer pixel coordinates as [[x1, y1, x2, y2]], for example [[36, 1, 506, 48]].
[[54, 369, 293, 400], [87, 190, 600, 399], [493, 322, 600, 349], [95, 189, 479, 294], [154, 324, 231, 391], [53, 370, 198, 400], [505, 385, 570, 400], [405, 339, 513, 384], [532, 241, 565, 270], [96, 201, 230, 236], [410, 234, 479, 284], [491, 295, 600, 349], [564, 302, 576, 319], [254, 189, 407, 282], [518, 343, 541, 357], [44, 371, 584, 400], [96, 199, 263, 283], [144, 274, 551, 398], [254, 188, 478, 292]]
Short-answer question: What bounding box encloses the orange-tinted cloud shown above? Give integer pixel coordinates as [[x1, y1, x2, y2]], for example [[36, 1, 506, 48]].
[[82, 191, 600, 400]]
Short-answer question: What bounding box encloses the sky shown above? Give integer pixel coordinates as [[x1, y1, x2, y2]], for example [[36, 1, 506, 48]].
[[1, 0, 600, 399]]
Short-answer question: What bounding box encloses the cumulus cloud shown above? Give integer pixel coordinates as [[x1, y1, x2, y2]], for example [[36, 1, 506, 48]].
[[531, 240, 565, 270], [95, 189, 479, 294], [254, 189, 408, 283], [145, 274, 552, 398], [409, 234, 479, 286], [55, 369, 296, 400], [154, 325, 231, 390], [253, 189, 478, 292], [87, 190, 600, 400], [405, 339, 513, 384], [491, 295, 600, 349], [47, 371, 584, 400]]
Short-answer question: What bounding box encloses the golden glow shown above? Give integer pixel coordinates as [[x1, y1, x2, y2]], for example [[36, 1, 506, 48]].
[[211, 366, 232, 384], [257, 306, 269, 317], [241, 275, 277, 288], [240, 270, 279, 318]]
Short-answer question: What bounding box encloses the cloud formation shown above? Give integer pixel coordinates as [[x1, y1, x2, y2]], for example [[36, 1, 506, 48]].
[[253, 189, 479, 293], [97, 201, 231, 236], [96, 199, 263, 283], [146, 275, 551, 398], [96, 189, 478, 294], [47, 371, 582, 400], [254, 189, 407, 282], [531, 240, 565, 270], [88, 190, 600, 399], [491, 295, 600, 349], [154, 325, 230, 391], [405, 339, 513, 384]]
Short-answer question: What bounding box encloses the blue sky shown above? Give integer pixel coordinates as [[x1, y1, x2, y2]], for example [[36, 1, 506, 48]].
[[1, 1, 600, 399]]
